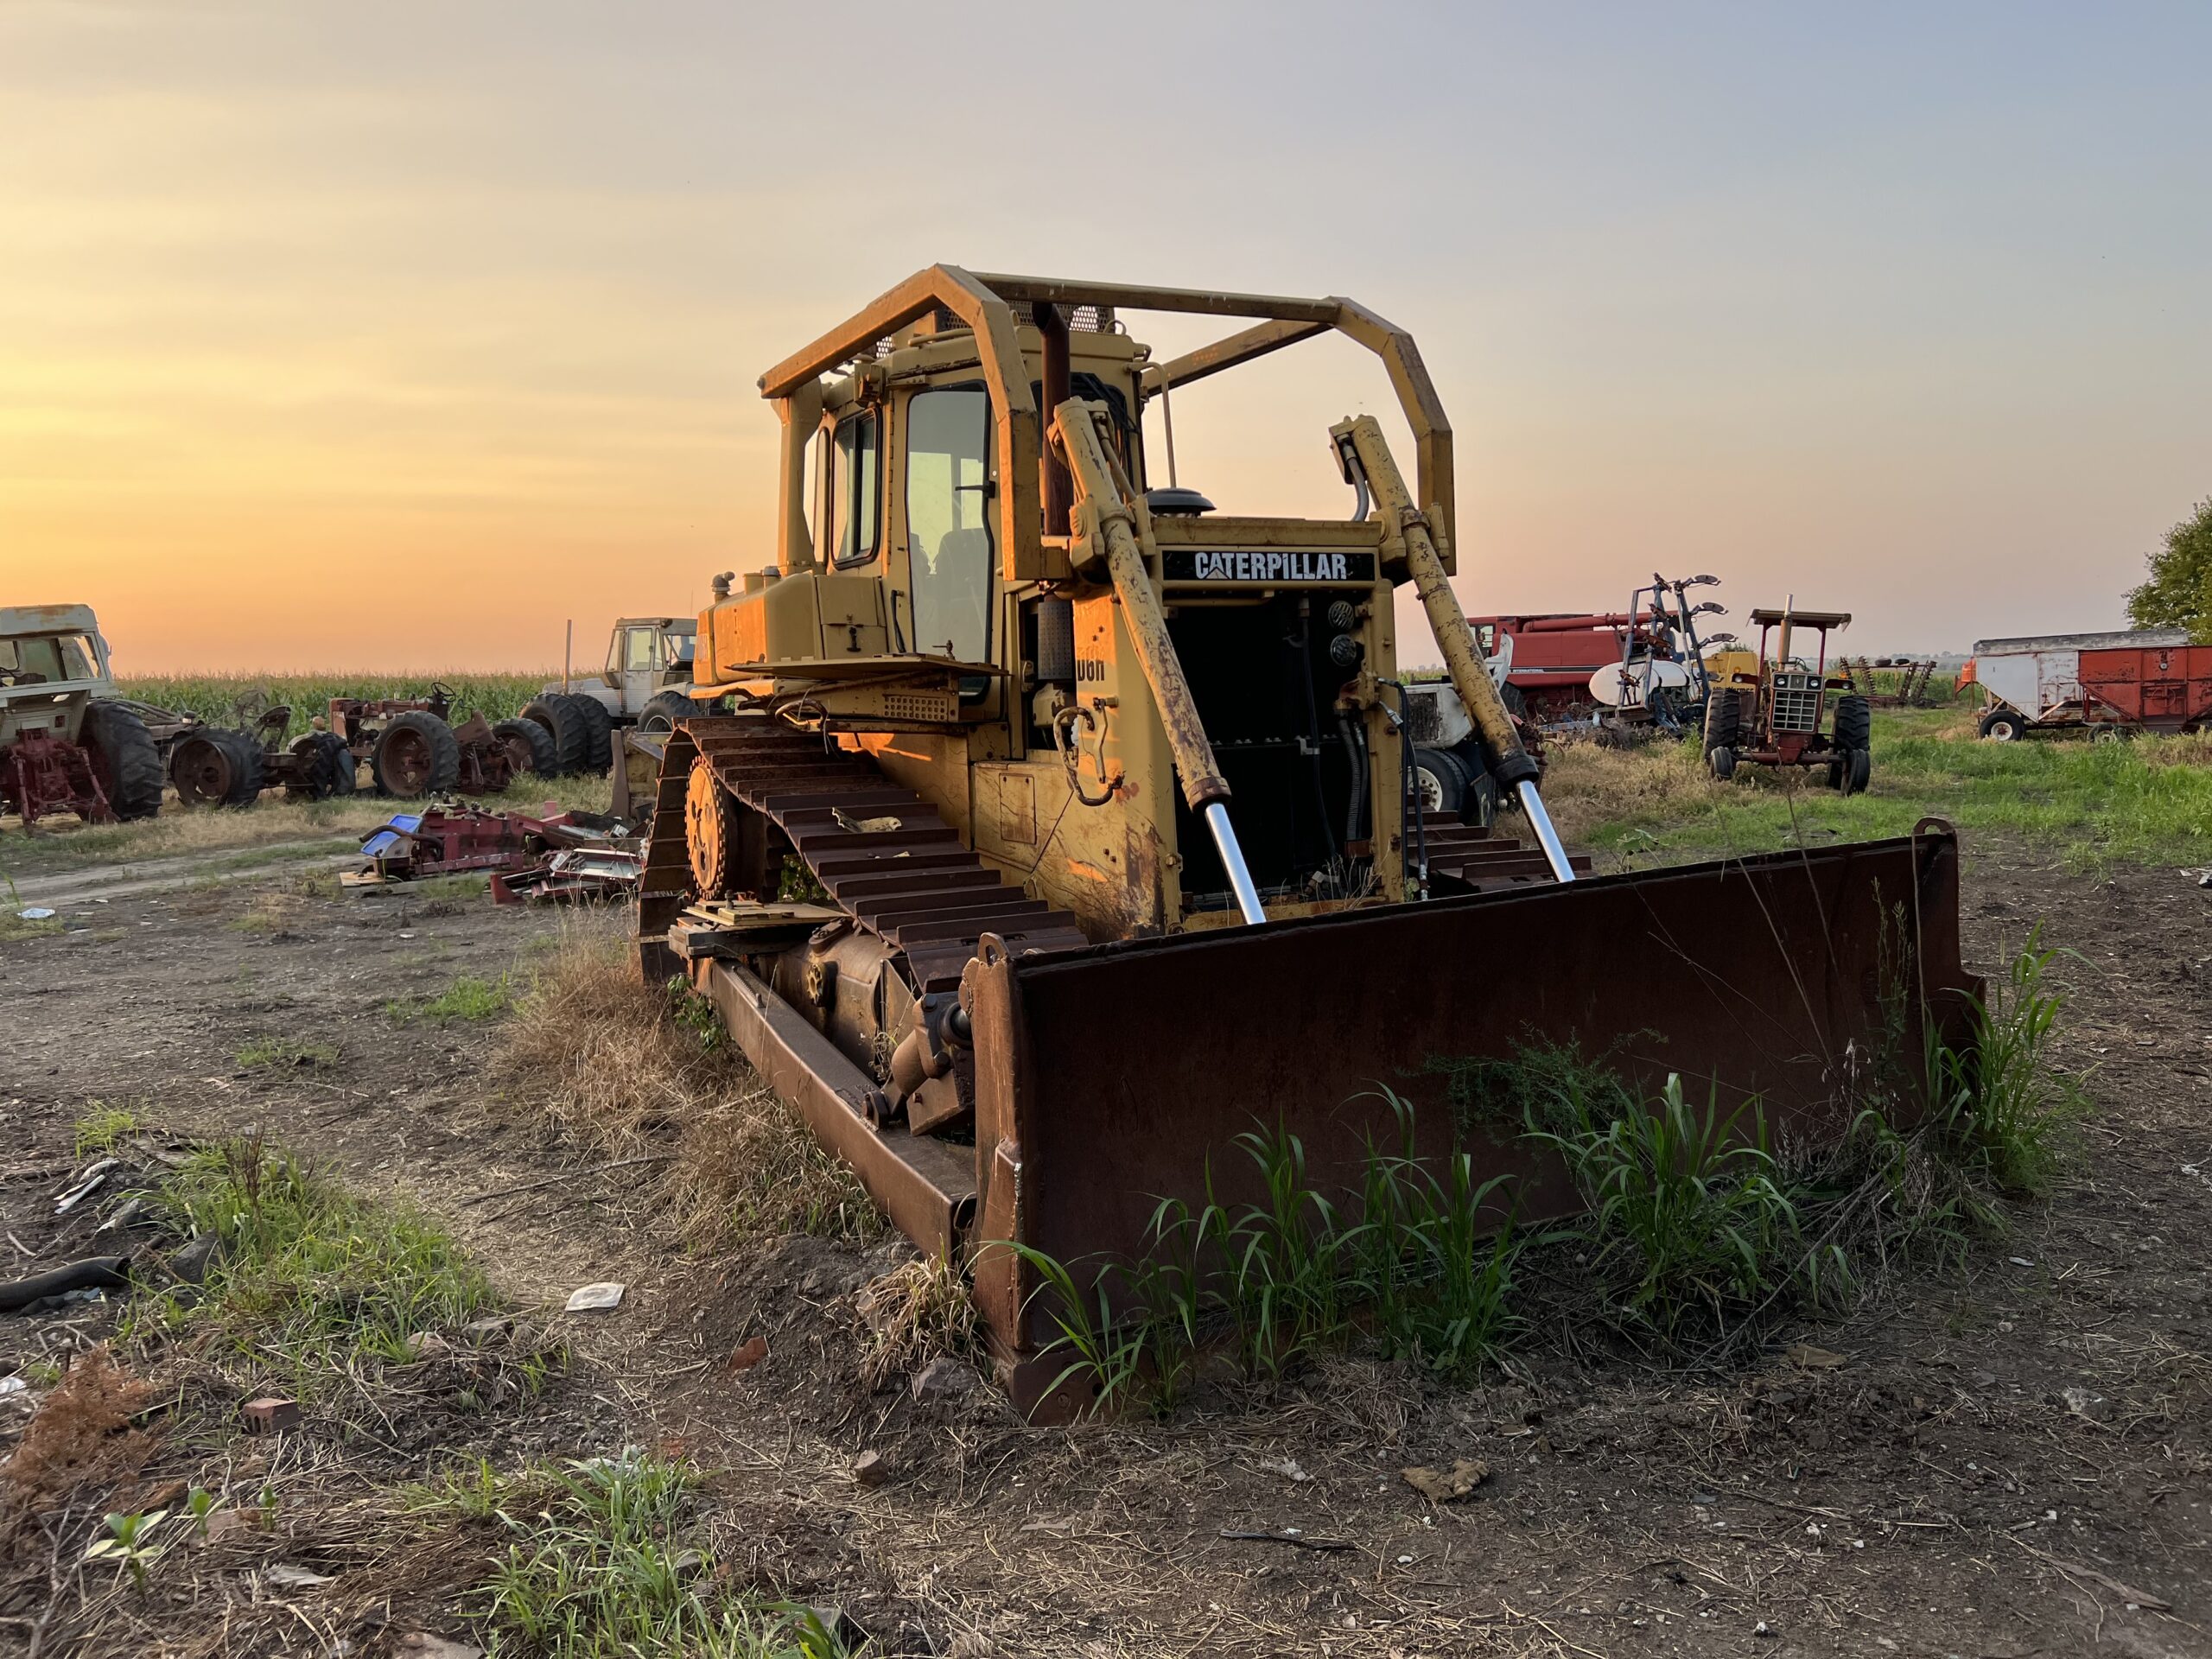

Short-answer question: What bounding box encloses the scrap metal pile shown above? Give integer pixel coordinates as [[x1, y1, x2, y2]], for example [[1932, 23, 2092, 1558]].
[[348, 802, 642, 902]]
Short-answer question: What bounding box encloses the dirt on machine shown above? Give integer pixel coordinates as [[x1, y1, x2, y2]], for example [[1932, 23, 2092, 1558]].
[[633, 269, 1977, 1410]]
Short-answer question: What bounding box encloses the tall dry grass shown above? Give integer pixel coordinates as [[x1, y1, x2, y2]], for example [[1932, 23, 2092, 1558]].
[[499, 918, 879, 1249], [1540, 737, 1733, 853]]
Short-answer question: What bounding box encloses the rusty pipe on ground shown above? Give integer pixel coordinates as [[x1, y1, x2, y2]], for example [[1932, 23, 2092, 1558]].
[[1051, 397, 1265, 925], [1332, 415, 1574, 884]]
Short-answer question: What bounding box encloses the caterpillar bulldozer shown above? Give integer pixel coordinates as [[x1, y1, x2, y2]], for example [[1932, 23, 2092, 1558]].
[[638, 268, 1978, 1408]]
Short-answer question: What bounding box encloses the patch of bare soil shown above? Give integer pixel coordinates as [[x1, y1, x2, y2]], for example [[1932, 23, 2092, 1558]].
[[2, 840, 2209, 1656]]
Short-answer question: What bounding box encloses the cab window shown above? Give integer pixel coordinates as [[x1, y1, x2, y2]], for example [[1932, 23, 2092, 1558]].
[[624, 628, 658, 671], [829, 410, 880, 567], [905, 387, 993, 663]]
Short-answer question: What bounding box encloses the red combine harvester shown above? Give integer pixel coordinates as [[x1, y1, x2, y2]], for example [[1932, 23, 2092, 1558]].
[[1471, 609, 1672, 721]]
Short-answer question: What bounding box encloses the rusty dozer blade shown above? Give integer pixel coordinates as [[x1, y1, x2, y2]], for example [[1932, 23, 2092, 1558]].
[[961, 820, 1980, 1412]]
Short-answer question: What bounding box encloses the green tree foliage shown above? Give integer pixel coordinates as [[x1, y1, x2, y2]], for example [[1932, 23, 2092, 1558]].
[[2126, 498, 2212, 641]]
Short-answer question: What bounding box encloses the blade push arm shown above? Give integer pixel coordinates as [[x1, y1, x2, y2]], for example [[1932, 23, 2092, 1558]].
[[1331, 416, 1576, 885]]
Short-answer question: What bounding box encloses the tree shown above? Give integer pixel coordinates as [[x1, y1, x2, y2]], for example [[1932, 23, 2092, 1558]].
[[2126, 498, 2212, 641]]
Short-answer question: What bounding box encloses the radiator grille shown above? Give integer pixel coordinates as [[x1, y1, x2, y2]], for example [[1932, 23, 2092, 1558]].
[[1770, 671, 1821, 734]]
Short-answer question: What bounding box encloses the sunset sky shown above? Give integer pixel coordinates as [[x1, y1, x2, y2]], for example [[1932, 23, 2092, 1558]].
[[5, 2, 2210, 671]]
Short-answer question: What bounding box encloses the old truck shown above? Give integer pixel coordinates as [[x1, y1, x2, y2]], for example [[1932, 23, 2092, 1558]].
[[1961, 627, 2212, 739]]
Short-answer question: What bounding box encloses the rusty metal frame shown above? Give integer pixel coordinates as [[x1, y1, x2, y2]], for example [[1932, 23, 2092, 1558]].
[[694, 957, 972, 1257], [754, 267, 1458, 576]]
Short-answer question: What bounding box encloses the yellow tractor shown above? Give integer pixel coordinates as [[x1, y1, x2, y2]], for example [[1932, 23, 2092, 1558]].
[[639, 269, 1977, 1408]]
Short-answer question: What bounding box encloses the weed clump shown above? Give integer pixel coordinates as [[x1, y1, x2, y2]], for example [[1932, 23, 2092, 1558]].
[[126, 1135, 501, 1394], [73, 1103, 143, 1158], [1522, 1071, 1806, 1335], [465, 1450, 846, 1657], [1009, 1101, 1522, 1416], [388, 972, 512, 1024], [855, 1254, 979, 1389], [234, 1034, 340, 1071]]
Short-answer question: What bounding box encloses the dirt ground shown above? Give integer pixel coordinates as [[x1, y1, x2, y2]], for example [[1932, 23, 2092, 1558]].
[[2, 835, 2209, 1657]]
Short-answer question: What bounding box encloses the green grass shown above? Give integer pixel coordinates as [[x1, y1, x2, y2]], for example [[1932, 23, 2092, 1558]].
[[124, 1135, 504, 1393], [1567, 706, 2212, 869], [235, 1035, 340, 1070], [113, 672, 556, 746], [1007, 1099, 1523, 1416], [74, 1103, 143, 1158], [388, 972, 513, 1024], [1520, 1070, 1808, 1335], [454, 1451, 847, 1658]]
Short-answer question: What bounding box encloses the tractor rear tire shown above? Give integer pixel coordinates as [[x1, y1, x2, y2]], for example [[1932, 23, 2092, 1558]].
[[1833, 694, 1872, 753], [79, 700, 165, 820], [520, 696, 588, 776], [372, 710, 461, 798], [168, 728, 263, 810], [213, 729, 265, 807], [564, 694, 613, 774], [1501, 682, 1527, 720], [1707, 743, 1738, 780], [286, 731, 357, 801], [1978, 706, 2028, 742], [493, 716, 559, 778], [1702, 687, 1745, 755], [639, 690, 702, 734]]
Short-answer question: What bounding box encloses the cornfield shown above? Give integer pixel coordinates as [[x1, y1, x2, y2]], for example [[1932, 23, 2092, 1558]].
[[114, 674, 557, 742]]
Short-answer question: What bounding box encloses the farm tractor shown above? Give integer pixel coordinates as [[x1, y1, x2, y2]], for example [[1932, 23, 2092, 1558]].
[[1701, 605, 1872, 792], [539, 617, 725, 746], [634, 268, 1974, 1409], [0, 605, 165, 827]]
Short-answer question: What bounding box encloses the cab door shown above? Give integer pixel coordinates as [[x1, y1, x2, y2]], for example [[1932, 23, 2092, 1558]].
[[618, 626, 660, 714], [901, 385, 995, 664]]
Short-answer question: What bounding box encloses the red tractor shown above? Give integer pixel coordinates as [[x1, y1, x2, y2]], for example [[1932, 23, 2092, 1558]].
[[1701, 605, 1872, 793]]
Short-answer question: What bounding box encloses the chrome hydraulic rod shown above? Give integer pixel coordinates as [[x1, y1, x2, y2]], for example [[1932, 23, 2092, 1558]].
[[1516, 785, 1575, 886], [1204, 801, 1268, 926]]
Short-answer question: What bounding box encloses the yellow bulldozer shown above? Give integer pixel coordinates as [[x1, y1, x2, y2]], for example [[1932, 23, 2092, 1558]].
[[639, 268, 1977, 1408]]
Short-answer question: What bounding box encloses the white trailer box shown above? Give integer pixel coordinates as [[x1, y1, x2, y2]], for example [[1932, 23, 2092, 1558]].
[[1965, 627, 2190, 734]]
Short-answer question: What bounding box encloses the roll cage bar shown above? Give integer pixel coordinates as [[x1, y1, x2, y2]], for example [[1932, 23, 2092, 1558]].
[[755, 264, 1454, 584]]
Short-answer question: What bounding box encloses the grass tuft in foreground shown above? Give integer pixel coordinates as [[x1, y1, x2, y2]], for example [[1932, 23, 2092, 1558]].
[[73, 1104, 143, 1159], [1007, 1101, 1522, 1415], [126, 1135, 504, 1393], [455, 1450, 846, 1658], [388, 972, 514, 1024]]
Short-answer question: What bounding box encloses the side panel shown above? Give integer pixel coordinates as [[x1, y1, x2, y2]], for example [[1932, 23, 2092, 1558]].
[[1976, 650, 2061, 717]]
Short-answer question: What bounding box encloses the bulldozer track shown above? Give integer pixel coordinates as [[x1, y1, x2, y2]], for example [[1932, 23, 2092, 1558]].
[[639, 715, 1090, 989]]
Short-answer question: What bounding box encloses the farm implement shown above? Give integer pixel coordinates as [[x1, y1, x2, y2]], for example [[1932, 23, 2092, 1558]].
[[633, 269, 1980, 1408]]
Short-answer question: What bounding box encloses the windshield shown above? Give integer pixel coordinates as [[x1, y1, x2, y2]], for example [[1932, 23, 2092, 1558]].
[[0, 633, 99, 686]]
